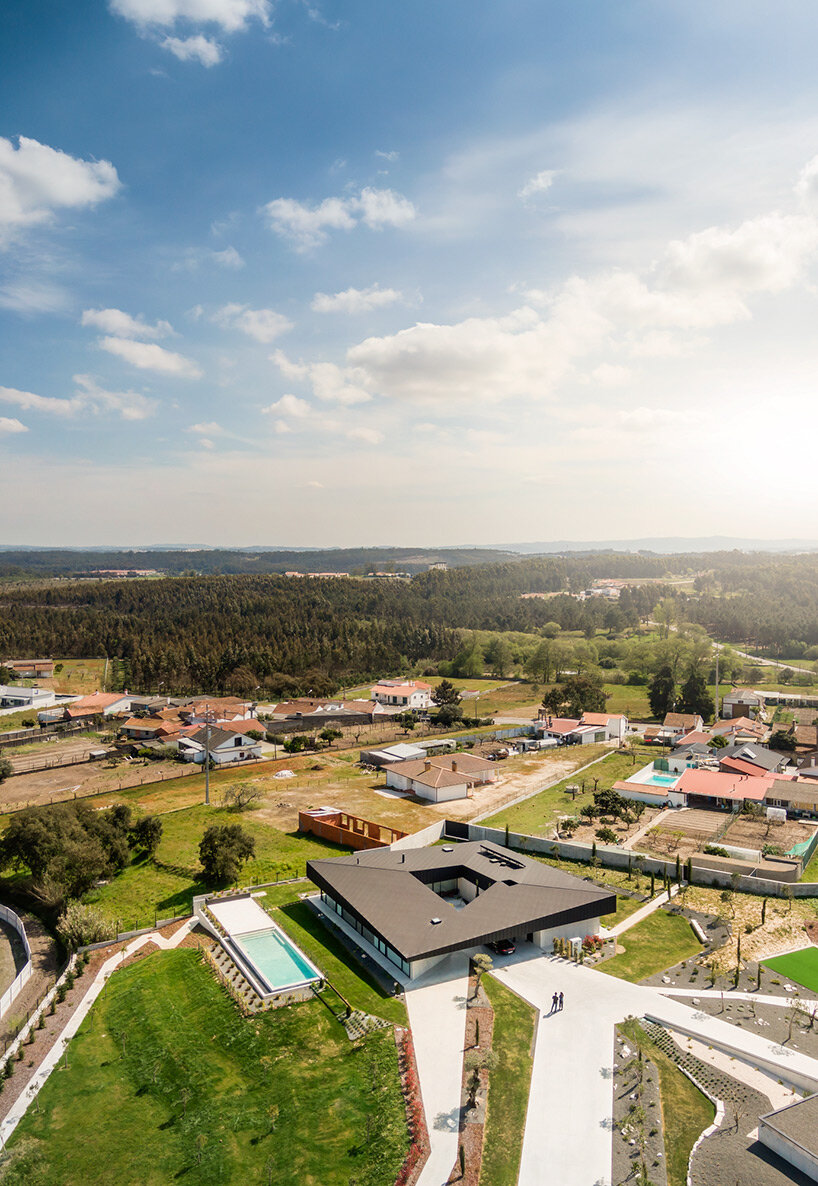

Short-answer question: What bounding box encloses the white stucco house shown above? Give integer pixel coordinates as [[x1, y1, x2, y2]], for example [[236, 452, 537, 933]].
[[370, 680, 433, 710]]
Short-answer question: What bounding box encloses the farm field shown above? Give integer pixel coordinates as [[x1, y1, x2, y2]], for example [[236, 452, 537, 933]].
[[2, 948, 408, 1186]]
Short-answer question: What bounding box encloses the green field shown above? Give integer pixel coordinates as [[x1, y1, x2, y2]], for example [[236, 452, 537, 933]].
[[600, 910, 702, 983], [3, 948, 407, 1186], [762, 946, 818, 993], [78, 805, 354, 929], [480, 976, 536, 1186], [481, 745, 654, 836]]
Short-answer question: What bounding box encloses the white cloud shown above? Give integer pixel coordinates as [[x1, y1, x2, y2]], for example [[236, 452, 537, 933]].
[[616, 407, 685, 431], [0, 385, 78, 416], [198, 437, 215, 448], [335, 173, 818, 406], [263, 187, 416, 249], [375, 150, 399, 162], [0, 281, 70, 315], [161, 34, 222, 64], [356, 187, 415, 229], [590, 363, 631, 387], [213, 303, 293, 342], [81, 307, 173, 339], [518, 169, 555, 200], [99, 336, 202, 377], [0, 417, 27, 435], [210, 245, 244, 268], [72, 374, 157, 420], [311, 284, 403, 314], [271, 352, 372, 405], [109, 0, 270, 33], [188, 420, 224, 434], [0, 136, 120, 244], [0, 377, 156, 421], [346, 426, 383, 445], [263, 393, 311, 418], [273, 419, 291, 434]]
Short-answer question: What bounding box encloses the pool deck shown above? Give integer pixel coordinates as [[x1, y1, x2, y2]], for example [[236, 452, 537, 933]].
[[209, 896, 273, 936]]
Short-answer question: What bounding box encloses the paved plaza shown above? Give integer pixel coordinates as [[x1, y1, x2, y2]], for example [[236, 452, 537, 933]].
[[405, 942, 818, 1186]]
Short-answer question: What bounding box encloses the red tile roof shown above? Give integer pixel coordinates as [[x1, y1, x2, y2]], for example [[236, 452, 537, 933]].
[[675, 767, 769, 802]]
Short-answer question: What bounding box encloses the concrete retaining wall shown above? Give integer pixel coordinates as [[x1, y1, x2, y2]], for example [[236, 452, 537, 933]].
[[0, 905, 31, 1021]]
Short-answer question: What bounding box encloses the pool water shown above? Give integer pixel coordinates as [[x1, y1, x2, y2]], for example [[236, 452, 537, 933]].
[[234, 926, 320, 992], [642, 771, 680, 787]]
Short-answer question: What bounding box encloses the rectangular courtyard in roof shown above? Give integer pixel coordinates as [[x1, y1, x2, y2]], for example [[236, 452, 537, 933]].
[[307, 840, 616, 980]]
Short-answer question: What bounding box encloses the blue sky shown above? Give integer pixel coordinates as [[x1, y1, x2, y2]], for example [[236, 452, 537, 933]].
[[4, 1, 818, 546]]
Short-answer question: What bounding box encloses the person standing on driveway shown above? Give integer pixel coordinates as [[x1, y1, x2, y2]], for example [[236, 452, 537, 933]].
[[558, 991, 564, 1010], [551, 991, 559, 1012]]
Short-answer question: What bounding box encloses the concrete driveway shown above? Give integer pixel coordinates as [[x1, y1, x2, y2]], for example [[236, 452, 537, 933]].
[[493, 948, 818, 1186], [405, 953, 470, 1186]]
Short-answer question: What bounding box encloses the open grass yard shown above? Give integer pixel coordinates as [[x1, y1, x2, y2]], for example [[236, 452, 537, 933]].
[[80, 803, 355, 927], [479, 744, 655, 836], [619, 1018, 715, 1186], [3, 948, 408, 1186], [762, 946, 818, 993], [600, 909, 702, 983], [272, 899, 407, 1025], [479, 976, 536, 1186]]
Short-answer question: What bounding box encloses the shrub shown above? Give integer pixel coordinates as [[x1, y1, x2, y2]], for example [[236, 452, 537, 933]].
[[56, 902, 116, 951]]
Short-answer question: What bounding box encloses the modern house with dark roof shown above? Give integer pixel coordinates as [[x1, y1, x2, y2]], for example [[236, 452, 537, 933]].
[[307, 841, 615, 979]]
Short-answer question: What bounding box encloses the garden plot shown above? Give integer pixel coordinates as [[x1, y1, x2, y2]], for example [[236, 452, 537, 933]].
[[640, 808, 817, 864]]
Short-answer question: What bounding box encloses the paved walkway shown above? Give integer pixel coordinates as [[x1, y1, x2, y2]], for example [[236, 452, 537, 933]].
[[604, 885, 677, 939], [622, 806, 675, 849], [0, 919, 194, 1146], [405, 954, 469, 1186], [492, 948, 818, 1186]]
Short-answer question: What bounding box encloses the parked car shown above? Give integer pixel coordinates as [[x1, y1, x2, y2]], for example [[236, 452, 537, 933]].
[[490, 937, 516, 955]]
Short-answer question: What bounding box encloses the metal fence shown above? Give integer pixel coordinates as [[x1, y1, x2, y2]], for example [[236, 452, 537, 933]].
[[0, 904, 32, 1022]]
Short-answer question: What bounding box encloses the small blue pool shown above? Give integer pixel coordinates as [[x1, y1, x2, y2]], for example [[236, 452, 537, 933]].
[[641, 771, 679, 787], [233, 926, 321, 993]]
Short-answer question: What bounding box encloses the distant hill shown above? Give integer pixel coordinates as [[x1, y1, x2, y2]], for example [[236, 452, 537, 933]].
[[498, 537, 818, 555], [0, 546, 518, 579]]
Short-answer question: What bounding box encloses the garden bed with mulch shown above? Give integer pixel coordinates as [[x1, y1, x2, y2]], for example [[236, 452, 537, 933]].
[[612, 1026, 668, 1186], [445, 968, 494, 1186], [394, 1025, 430, 1186]]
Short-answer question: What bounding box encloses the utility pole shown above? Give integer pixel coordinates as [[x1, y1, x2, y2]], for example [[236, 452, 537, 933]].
[[201, 702, 217, 806], [714, 644, 720, 722]]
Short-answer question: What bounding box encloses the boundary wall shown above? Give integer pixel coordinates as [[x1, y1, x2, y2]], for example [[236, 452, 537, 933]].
[[0, 905, 32, 1020]]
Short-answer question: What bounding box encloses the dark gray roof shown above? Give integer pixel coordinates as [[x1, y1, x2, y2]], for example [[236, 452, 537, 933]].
[[674, 743, 713, 757], [761, 1093, 818, 1155], [308, 841, 615, 961], [186, 725, 256, 748], [719, 743, 784, 772]]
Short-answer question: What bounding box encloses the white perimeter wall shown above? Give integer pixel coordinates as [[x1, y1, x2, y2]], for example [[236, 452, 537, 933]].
[[759, 1123, 818, 1182]]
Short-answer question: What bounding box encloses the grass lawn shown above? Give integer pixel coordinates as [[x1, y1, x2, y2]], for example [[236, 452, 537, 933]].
[[619, 1018, 715, 1186], [79, 804, 354, 928], [600, 909, 702, 983], [762, 947, 818, 993], [480, 977, 536, 1186], [3, 948, 408, 1186], [802, 850, 818, 883], [480, 745, 654, 836], [272, 900, 407, 1025]]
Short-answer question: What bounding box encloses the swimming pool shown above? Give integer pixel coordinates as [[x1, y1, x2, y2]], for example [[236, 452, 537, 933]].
[[640, 771, 680, 787], [233, 925, 321, 993]]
